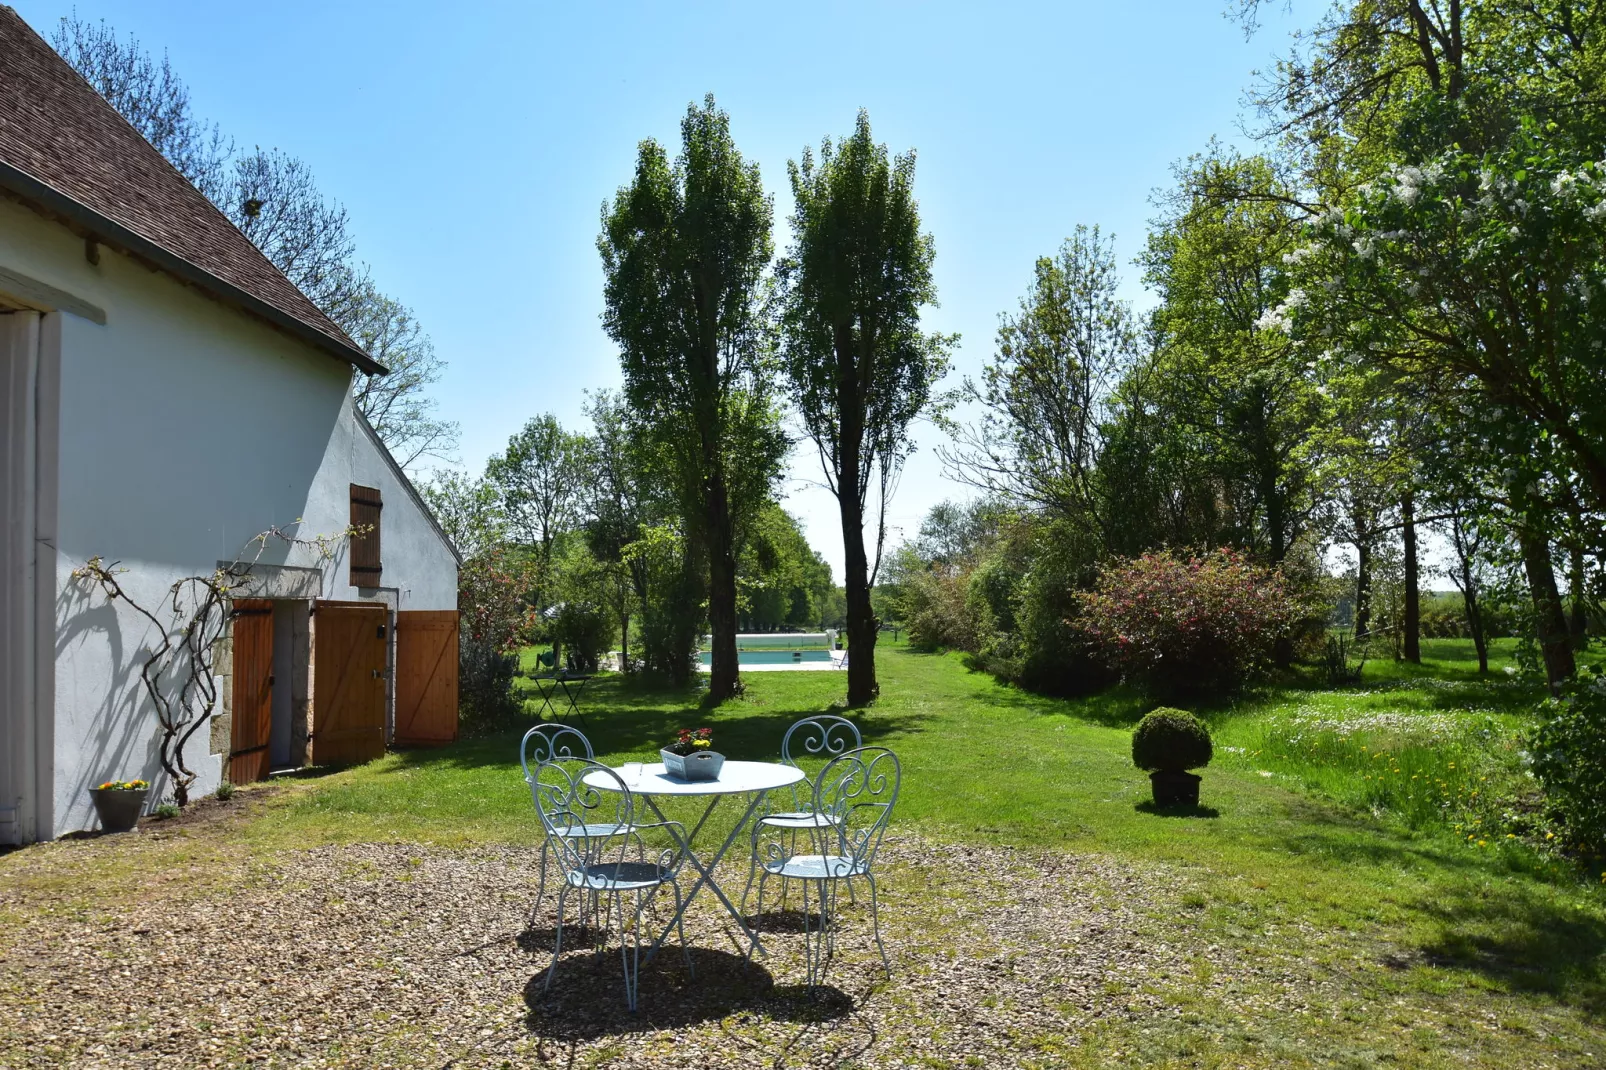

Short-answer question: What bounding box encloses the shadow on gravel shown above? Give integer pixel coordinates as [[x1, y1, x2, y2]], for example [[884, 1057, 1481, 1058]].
[[517, 923, 608, 954], [744, 908, 827, 933], [523, 946, 852, 1039]]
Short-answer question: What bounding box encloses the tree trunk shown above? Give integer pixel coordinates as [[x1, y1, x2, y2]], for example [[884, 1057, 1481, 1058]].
[[1258, 421, 1287, 564], [1562, 490, 1590, 651], [1262, 460, 1295, 667], [1519, 527, 1575, 693], [1465, 591, 1489, 673], [704, 468, 741, 701], [830, 323, 879, 706], [668, 538, 702, 686], [1354, 539, 1373, 641], [1568, 542, 1589, 651], [1449, 517, 1488, 674], [620, 607, 630, 672], [1402, 492, 1421, 663], [839, 481, 879, 707]]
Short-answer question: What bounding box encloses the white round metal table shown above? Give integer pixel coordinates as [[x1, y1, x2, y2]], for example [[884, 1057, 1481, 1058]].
[[583, 760, 805, 959]]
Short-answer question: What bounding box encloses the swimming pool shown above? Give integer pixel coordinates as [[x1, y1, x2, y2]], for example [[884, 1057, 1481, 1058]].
[[699, 649, 831, 665], [696, 649, 841, 670]]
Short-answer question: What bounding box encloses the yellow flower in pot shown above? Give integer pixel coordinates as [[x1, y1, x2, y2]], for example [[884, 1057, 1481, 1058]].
[[661, 728, 724, 781], [88, 778, 151, 833]]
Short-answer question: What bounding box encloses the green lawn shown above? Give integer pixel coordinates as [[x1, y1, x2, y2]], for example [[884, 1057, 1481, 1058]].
[[139, 639, 1590, 1064]]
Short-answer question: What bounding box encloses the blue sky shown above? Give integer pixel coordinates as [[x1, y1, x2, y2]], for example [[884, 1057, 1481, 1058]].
[[17, 0, 1317, 582]]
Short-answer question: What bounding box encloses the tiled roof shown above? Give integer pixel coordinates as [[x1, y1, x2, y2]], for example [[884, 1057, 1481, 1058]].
[[0, 6, 382, 374]]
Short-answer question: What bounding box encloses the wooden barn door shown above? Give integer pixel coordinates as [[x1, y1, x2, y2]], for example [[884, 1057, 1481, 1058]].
[[228, 599, 275, 784], [394, 611, 459, 747], [311, 601, 387, 766]]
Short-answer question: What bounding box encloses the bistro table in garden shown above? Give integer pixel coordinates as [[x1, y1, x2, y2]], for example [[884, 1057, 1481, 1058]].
[[582, 760, 805, 960], [531, 672, 591, 730]]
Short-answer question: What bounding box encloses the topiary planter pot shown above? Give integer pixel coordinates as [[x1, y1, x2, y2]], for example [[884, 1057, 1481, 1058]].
[[661, 749, 724, 781], [1149, 770, 1201, 808], [89, 787, 149, 833]]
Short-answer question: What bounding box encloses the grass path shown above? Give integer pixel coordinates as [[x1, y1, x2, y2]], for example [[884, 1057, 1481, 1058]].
[[3, 641, 1604, 1066]]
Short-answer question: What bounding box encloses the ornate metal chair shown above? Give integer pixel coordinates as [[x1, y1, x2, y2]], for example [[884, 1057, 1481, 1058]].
[[520, 722, 595, 770], [520, 724, 631, 924], [531, 758, 689, 1012], [768, 715, 864, 818], [741, 715, 862, 912], [748, 746, 900, 986]]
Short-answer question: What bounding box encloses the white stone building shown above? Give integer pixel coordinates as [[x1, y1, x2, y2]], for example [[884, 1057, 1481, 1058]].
[[0, 9, 460, 842]]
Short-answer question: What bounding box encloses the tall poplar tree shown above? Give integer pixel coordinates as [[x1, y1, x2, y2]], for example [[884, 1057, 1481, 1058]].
[[780, 112, 951, 704], [599, 96, 785, 700]]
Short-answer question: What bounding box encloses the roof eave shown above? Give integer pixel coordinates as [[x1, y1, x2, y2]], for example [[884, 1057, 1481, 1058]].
[[0, 159, 389, 377]]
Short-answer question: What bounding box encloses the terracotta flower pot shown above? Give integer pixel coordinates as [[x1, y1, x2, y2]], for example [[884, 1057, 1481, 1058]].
[[89, 787, 149, 833], [1149, 770, 1202, 808]]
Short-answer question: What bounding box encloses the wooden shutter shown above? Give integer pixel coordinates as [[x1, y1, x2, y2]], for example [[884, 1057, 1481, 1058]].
[[394, 611, 459, 746], [349, 484, 382, 587], [228, 599, 275, 784], [311, 601, 388, 766]]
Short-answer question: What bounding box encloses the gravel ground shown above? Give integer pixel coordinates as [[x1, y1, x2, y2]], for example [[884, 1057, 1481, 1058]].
[[0, 799, 1248, 1069], [3, 800, 1593, 1068]]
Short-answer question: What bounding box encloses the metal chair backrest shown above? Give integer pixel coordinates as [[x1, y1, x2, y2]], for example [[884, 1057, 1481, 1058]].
[[780, 715, 862, 767], [778, 715, 862, 812], [813, 746, 900, 871], [520, 723, 594, 782], [530, 758, 634, 874]]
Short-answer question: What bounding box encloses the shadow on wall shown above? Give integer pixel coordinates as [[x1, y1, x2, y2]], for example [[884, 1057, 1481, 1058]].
[[54, 569, 220, 825]]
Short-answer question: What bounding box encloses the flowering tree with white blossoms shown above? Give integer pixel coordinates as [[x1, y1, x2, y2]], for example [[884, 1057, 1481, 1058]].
[[1274, 129, 1606, 513], [1271, 126, 1606, 686]]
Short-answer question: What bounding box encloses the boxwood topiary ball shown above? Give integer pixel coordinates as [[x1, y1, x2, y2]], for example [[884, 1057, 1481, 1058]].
[[1132, 707, 1213, 772]]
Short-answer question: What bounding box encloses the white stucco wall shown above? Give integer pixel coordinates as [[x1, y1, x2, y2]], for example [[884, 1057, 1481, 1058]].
[[304, 402, 461, 612], [0, 196, 457, 837]]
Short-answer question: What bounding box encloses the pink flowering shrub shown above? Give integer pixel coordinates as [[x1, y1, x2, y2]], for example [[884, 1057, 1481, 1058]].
[[460, 546, 544, 652], [458, 547, 539, 725], [1074, 549, 1302, 698]]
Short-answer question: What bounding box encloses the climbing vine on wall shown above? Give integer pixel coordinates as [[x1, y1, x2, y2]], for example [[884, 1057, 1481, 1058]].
[[71, 523, 357, 806]]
